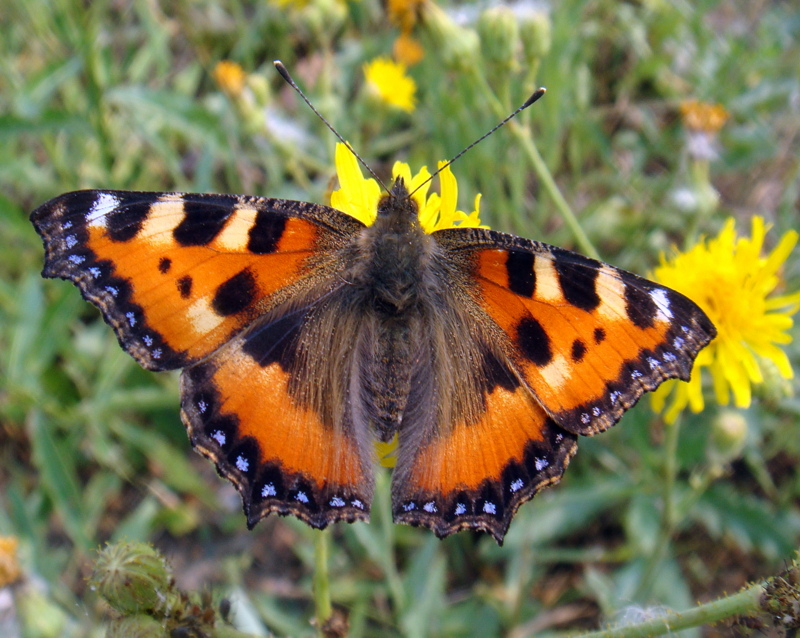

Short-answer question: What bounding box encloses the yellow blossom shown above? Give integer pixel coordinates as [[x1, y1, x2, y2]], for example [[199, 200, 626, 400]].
[[651, 216, 800, 423], [329, 142, 485, 232], [0, 536, 21, 587], [363, 58, 417, 113], [213, 60, 246, 98], [375, 435, 398, 468], [680, 99, 728, 133]]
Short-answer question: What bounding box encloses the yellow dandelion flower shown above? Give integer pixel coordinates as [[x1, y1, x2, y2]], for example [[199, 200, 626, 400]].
[[680, 99, 728, 133], [651, 216, 800, 423], [329, 142, 485, 232], [0, 536, 21, 587], [394, 31, 425, 66], [213, 60, 246, 98], [679, 99, 728, 161], [363, 57, 417, 113]]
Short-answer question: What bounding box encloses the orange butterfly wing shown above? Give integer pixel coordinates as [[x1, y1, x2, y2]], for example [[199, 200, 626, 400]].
[[390, 228, 714, 543], [31, 190, 361, 370], [31, 190, 374, 526]]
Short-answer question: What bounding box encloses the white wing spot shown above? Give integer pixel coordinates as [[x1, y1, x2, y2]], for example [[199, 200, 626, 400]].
[[650, 288, 673, 322], [211, 430, 225, 446], [142, 335, 153, 346], [351, 499, 364, 509], [510, 478, 524, 493], [631, 370, 643, 379], [151, 348, 162, 359], [423, 501, 437, 513], [65, 235, 77, 248], [555, 433, 564, 443], [647, 357, 660, 369], [235, 455, 249, 472], [198, 400, 208, 414], [534, 457, 549, 471], [262, 483, 277, 497], [403, 501, 417, 512], [89, 267, 101, 278], [455, 503, 467, 516], [295, 491, 309, 503], [329, 496, 346, 507], [482, 502, 497, 515], [87, 193, 120, 227], [68, 254, 85, 265], [673, 336, 686, 349], [610, 391, 622, 403], [581, 412, 591, 424], [126, 312, 136, 327], [63, 221, 73, 230], [592, 406, 602, 416], [663, 352, 677, 363], [104, 286, 118, 297]]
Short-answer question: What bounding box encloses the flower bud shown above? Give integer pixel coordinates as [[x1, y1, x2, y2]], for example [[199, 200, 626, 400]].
[[105, 614, 164, 638], [708, 410, 748, 466], [90, 542, 172, 614], [520, 10, 552, 63], [478, 7, 520, 71], [421, 2, 479, 72]]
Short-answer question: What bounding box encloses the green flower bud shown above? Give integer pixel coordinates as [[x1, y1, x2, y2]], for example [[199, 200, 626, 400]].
[[708, 410, 748, 466], [421, 2, 480, 72], [520, 10, 552, 62], [90, 542, 172, 615], [106, 614, 164, 638], [478, 7, 520, 71]]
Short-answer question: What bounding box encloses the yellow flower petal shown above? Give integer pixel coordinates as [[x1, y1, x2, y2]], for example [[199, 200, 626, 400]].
[[363, 57, 417, 113], [651, 216, 799, 422], [329, 142, 487, 234]]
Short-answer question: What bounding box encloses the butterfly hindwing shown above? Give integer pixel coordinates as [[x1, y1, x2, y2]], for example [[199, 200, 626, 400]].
[[30, 190, 363, 370], [438, 227, 716, 435], [181, 297, 375, 529]]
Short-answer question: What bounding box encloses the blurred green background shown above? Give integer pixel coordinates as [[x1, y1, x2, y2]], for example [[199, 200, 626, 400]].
[[1, 0, 799, 636]]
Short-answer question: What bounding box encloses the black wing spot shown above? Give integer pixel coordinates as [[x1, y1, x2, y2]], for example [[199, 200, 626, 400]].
[[177, 275, 193, 299], [159, 257, 172, 273], [552, 250, 601, 311], [174, 201, 232, 246], [516, 317, 552, 367], [212, 269, 257, 317], [248, 210, 288, 254], [571, 338, 586, 362], [505, 251, 535, 298], [623, 276, 658, 329], [107, 201, 150, 242], [593, 327, 606, 344]]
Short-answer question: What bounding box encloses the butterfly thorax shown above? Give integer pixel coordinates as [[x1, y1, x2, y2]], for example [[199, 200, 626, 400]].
[[348, 178, 437, 316], [341, 179, 440, 437]]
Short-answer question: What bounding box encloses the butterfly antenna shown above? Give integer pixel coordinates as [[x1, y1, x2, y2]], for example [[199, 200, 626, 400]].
[[274, 61, 391, 194], [408, 88, 546, 199]]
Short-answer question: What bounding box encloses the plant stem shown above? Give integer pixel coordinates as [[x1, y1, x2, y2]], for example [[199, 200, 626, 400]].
[[635, 417, 682, 600], [468, 65, 600, 259], [575, 580, 765, 638], [313, 529, 333, 632]]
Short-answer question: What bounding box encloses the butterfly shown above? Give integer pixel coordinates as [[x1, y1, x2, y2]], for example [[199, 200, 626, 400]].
[[31, 153, 715, 544]]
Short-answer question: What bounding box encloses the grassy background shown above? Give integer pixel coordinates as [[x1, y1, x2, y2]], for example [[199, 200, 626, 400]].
[[1, 0, 799, 636]]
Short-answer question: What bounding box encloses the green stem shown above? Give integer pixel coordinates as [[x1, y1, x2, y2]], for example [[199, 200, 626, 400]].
[[468, 66, 600, 259], [575, 580, 765, 638], [635, 417, 682, 600], [313, 529, 333, 632]]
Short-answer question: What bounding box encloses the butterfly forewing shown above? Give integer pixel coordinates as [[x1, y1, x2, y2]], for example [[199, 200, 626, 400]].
[[436, 227, 716, 435]]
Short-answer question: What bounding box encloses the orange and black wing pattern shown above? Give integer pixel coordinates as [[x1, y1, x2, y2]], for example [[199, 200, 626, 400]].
[[30, 190, 362, 370], [389, 227, 715, 543], [451, 228, 716, 435], [31, 189, 373, 527]]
